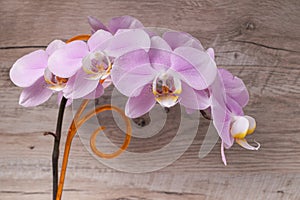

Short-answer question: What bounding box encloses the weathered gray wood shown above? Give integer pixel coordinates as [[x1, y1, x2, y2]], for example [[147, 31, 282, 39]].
[[0, 0, 300, 199]]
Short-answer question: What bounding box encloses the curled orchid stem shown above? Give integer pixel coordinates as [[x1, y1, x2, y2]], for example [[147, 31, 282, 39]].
[[56, 101, 132, 200], [65, 34, 91, 43], [55, 99, 89, 200], [89, 106, 132, 159]]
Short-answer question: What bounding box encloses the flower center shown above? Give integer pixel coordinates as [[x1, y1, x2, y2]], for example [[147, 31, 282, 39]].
[[44, 68, 68, 91], [152, 72, 182, 107], [82, 51, 112, 80]]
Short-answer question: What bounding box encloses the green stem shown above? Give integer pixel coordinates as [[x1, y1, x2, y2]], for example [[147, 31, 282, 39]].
[[52, 97, 67, 200]]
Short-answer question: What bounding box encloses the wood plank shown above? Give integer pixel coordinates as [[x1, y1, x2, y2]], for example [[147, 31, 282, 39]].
[[1, 0, 299, 67], [1, 133, 300, 200], [0, 0, 300, 199]]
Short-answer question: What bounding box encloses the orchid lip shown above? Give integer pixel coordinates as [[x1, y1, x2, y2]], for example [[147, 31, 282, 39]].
[[152, 71, 182, 108], [236, 138, 260, 150], [44, 68, 68, 91], [82, 50, 112, 81]]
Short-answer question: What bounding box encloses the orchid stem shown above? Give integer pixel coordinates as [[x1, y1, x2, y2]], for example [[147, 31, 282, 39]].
[[52, 97, 67, 200], [44, 132, 57, 138]]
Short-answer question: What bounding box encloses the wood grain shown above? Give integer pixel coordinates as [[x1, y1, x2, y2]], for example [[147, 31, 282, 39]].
[[0, 0, 300, 199]]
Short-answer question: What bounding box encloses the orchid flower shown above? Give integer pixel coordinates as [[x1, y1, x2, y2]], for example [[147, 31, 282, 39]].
[[219, 111, 259, 166], [9, 40, 69, 107], [88, 15, 144, 34], [111, 31, 217, 118], [48, 29, 151, 99], [207, 49, 260, 165]]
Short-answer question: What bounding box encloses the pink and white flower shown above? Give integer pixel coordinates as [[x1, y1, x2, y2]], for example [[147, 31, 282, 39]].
[[48, 29, 151, 99], [10, 40, 67, 107], [207, 49, 259, 165], [111, 31, 217, 118]]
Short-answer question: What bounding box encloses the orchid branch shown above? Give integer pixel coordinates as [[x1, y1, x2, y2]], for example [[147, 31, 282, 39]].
[[52, 97, 67, 200]]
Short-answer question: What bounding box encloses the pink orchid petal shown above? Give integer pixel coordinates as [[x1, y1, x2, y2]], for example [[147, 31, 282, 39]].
[[210, 76, 234, 148], [48, 40, 89, 78], [163, 31, 204, 50], [87, 30, 113, 52], [171, 47, 217, 90], [125, 84, 156, 118], [226, 96, 244, 116], [83, 83, 104, 99], [19, 77, 53, 107], [213, 108, 233, 149], [221, 141, 227, 165], [179, 81, 210, 110], [108, 15, 144, 34], [194, 89, 211, 109], [102, 76, 112, 89], [46, 40, 66, 55], [185, 108, 197, 114], [63, 69, 100, 99], [179, 83, 199, 109], [150, 36, 172, 51], [105, 29, 151, 57], [219, 68, 249, 107], [206, 48, 215, 60], [143, 28, 158, 37], [10, 50, 48, 87], [148, 49, 172, 71], [88, 16, 109, 33], [111, 49, 156, 97]]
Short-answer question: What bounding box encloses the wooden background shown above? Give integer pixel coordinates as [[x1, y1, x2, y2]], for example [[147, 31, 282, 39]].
[[1, 0, 300, 199]]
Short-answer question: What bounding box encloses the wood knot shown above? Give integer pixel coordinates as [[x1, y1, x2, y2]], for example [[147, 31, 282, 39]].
[[28, 145, 35, 150], [245, 21, 256, 31], [234, 52, 239, 59]]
